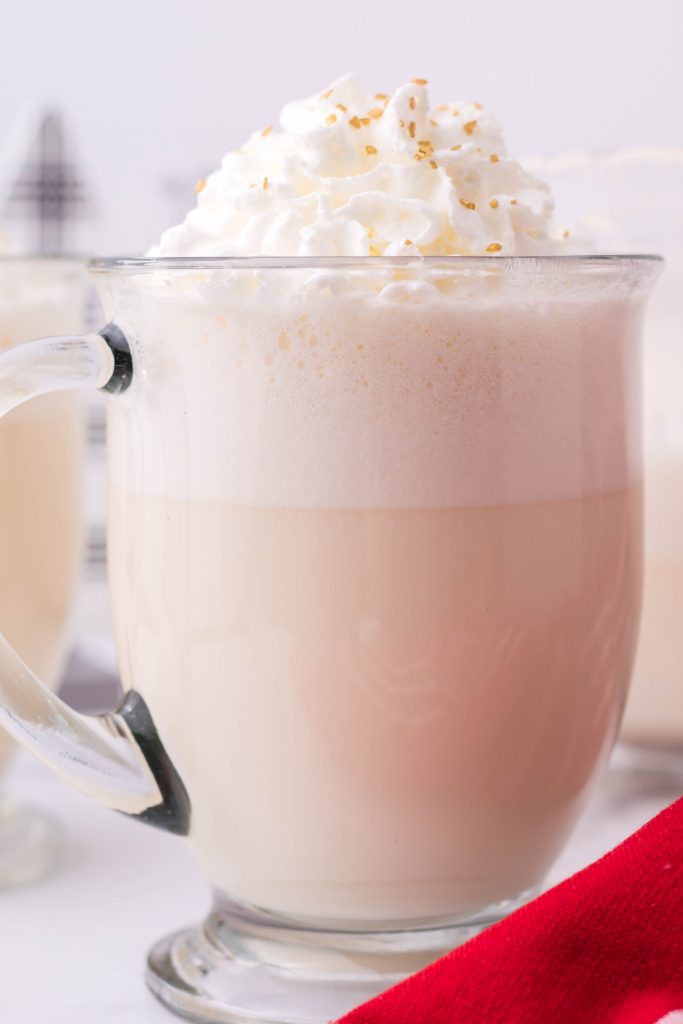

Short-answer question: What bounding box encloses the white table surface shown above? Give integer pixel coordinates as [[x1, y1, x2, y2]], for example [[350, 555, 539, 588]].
[[1, 747, 681, 1024]]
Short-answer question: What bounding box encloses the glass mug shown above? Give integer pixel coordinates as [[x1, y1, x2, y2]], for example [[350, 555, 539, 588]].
[[0, 255, 661, 1023], [0, 256, 84, 887]]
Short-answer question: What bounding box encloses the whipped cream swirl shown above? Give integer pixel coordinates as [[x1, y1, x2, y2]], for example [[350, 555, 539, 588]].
[[152, 75, 578, 259]]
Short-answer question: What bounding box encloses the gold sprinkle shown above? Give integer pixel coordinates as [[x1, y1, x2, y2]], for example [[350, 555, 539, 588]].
[[562, 229, 571, 238], [326, 113, 337, 125], [490, 153, 499, 162], [320, 88, 333, 99], [349, 116, 362, 129], [452, 108, 460, 116], [365, 225, 375, 238], [430, 118, 438, 127], [474, 102, 483, 110], [399, 119, 406, 128], [404, 238, 413, 245], [409, 121, 416, 138], [489, 198, 499, 208], [368, 107, 384, 119], [463, 120, 477, 135], [261, 125, 273, 137], [430, 160, 438, 169], [336, 103, 348, 113], [450, 144, 462, 151], [459, 198, 476, 210], [360, 116, 370, 125], [370, 245, 381, 256], [263, 176, 269, 189], [365, 144, 378, 155], [510, 198, 518, 205], [375, 92, 388, 101], [437, 104, 449, 112], [409, 96, 416, 110], [278, 332, 290, 351], [486, 242, 502, 252], [414, 151, 427, 161], [194, 178, 206, 194], [412, 78, 428, 85]]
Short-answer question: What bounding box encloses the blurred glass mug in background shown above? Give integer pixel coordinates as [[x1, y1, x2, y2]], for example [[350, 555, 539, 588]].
[[0, 255, 660, 1023], [527, 149, 683, 752], [0, 256, 84, 886]]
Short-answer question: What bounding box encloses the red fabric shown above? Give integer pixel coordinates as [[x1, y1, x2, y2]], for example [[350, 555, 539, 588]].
[[337, 798, 683, 1024]]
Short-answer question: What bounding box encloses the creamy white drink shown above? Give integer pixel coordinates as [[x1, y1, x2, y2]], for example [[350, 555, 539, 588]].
[[0, 257, 84, 775], [101, 77, 648, 926]]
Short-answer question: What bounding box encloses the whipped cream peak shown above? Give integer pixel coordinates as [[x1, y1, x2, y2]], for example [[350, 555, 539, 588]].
[[152, 75, 580, 259]]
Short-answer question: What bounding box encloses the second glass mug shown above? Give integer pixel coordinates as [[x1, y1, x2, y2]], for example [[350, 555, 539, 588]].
[[0, 255, 660, 1024]]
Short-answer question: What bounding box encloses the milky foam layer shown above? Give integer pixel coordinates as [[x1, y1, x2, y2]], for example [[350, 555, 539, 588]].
[[151, 75, 582, 260], [107, 283, 645, 509]]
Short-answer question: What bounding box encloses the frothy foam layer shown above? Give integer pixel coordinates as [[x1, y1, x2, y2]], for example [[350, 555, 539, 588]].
[[108, 286, 643, 509], [151, 75, 583, 259]]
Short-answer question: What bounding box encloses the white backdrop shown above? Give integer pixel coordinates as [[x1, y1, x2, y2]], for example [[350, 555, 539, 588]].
[[0, 0, 682, 253]]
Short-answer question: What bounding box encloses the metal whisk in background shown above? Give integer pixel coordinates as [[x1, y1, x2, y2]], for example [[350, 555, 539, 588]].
[[0, 108, 92, 254]]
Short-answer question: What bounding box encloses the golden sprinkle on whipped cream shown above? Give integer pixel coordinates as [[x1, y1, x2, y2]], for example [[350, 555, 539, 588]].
[[150, 73, 583, 260]]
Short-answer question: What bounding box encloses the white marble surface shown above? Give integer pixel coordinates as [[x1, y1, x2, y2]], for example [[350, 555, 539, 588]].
[[0, 748, 680, 1023]]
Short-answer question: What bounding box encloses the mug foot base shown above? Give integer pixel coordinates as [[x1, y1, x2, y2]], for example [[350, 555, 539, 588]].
[[0, 797, 60, 889], [145, 896, 527, 1024]]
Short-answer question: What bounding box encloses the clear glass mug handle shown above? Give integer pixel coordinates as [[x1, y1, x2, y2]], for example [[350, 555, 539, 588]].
[[0, 328, 189, 835]]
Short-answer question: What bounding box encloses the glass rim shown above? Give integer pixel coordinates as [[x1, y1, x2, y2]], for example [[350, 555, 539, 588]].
[[88, 253, 663, 274]]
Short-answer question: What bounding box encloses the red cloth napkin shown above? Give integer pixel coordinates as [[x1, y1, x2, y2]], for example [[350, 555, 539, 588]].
[[337, 797, 683, 1024]]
